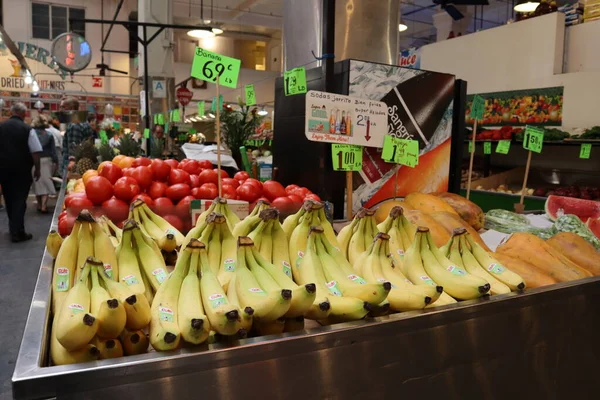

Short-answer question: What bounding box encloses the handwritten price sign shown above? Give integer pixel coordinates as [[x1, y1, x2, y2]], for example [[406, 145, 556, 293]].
[[332, 144, 362, 171], [523, 126, 544, 153], [191, 48, 241, 89], [284, 67, 307, 96]]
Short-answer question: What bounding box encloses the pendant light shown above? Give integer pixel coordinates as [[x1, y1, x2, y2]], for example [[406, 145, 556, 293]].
[[187, 0, 220, 39], [514, 1, 540, 12]]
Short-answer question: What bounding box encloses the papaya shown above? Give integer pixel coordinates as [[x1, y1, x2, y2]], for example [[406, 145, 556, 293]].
[[403, 193, 458, 217], [496, 232, 592, 282], [547, 232, 600, 276], [404, 210, 450, 247], [374, 200, 413, 224], [491, 252, 558, 288], [431, 192, 485, 231], [430, 211, 490, 251]]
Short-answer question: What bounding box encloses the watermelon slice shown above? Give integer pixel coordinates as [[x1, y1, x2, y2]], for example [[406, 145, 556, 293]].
[[587, 218, 600, 239], [545, 195, 600, 222]]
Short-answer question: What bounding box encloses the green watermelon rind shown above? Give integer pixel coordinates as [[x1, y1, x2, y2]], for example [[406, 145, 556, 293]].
[[544, 195, 600, 222]]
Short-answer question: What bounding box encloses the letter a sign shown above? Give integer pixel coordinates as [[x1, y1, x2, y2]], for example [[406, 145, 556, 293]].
[[153, 79, 166, 98]]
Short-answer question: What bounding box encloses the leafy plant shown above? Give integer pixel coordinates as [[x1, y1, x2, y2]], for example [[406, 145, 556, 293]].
[[220, 101, 264, 161], [98, 142, 115, 162], [116, 133, 142, 157]]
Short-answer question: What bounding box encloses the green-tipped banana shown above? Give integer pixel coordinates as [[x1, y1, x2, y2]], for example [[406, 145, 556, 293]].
[[459, 235, 511, 295]]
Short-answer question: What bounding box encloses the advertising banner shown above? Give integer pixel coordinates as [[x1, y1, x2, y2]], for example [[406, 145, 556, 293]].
[[348, 60, 455, 212]]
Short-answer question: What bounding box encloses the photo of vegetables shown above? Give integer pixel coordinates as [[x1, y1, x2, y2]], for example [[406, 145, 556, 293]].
[[466, 86, 563, 126]]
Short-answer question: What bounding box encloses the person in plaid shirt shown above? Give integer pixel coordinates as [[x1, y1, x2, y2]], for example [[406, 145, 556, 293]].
[[61, 97, 94, 170]]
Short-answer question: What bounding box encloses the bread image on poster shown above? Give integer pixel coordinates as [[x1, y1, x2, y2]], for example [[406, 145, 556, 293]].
[[348, 61, 455, 212]]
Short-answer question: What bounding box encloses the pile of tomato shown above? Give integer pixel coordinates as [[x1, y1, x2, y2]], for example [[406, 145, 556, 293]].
[[59, 157, 319, 236]]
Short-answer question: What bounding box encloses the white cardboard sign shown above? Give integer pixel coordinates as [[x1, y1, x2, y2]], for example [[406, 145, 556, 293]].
[[305, 90, 388, 148]]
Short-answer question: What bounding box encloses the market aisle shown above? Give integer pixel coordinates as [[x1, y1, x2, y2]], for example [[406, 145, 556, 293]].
[[0, 197, 53, 400]]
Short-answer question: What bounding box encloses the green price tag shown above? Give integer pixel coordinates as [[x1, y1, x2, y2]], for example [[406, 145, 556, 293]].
[[143, 128, 150, 139], [468, 141, 474, 154], [245, 84, 256, 106], [99, 130, 108, 143], [332, 144, 363, 171], [198, 101, 205, 117], [164, 122, 169, 133], [484, 141, 491, 154], [381, 135, 402, 163], [523, 126, 544, 153], [496, 140, 511, 154], [178, 134, 187, 141], [191, 47, 241, 89], [153, 114, 158, 124], [284, 67, 307, 96], [470, 95, 485, 121], [211, 95, 223, 112], [580, 143, 592, 159], [397, 139, 419, 167], [172, 109, 181, 122], [113, 121, 120, 130], [157, 114, 164, 125]]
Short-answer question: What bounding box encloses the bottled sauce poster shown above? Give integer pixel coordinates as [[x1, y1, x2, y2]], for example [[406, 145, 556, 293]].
[[305, 90, 388, 147], [347, 60, 455, 212]]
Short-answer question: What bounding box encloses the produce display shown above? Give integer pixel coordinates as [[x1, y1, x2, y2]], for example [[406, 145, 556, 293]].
[[534, 185, 600, 199], [42, 186, 600, 367]]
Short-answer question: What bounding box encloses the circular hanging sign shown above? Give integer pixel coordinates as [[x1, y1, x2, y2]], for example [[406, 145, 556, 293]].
[[51, 32, 92, 72]]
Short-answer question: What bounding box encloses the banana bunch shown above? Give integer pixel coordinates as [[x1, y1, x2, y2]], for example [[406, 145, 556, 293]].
[[96, 215, 122, 248], [183, 212, 237, 291], [338, 208, 378, 265], [129, 199, 184, 252], [51, 211, 118, 315], [248, 199, 272, 218], [359, 232, 443, 311], [50, 256, 151, 365], [442, 228, 525, 295], [286, 201, 339, 280], [194, 197, 241, 232], [376, 206, 414, 260], [403, 227, 490, 301]]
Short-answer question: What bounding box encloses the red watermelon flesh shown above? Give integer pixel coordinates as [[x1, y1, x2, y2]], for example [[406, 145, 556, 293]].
[[545, 195, 600, 222], [587, 218, 600, 239]]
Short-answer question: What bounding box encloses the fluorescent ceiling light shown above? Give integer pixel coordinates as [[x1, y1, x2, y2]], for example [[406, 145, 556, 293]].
[[212, 27, 223, 35], [514, 1, 539, 12], [32, 81, 39, 92], [399, 23, 408, 32], [208, 113, 215, 118], [187, 29, 215, 39], [257, 109, 268, 116]]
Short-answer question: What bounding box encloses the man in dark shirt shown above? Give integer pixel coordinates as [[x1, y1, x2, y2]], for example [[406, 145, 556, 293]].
[[0, 102, 42, 242], [61, 97, 93, 170]]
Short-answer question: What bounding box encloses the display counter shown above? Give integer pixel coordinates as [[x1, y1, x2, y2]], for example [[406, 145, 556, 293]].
[[12, 189, 600, 399]]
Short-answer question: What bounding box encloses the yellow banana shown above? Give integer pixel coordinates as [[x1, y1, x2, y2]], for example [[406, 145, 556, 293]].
[[140, 202, 185, 246], [52, 219, 81, 314], [132, 225, 168, 291], [134, 205, 163, 241], [205, 213, 223, 276], [91, 220, 119, 281], [347, 216, 368, 265], [158, 233, 178, 252], [117, 221, 146, 295], [316, 205, 340, 248], [75, 213, 95, 281], [119, 329, 149, 355], [337, 216, 359, 258], [54, 259, 98, 351], [91, 336, 124, 359], [403, 228, 438, 287], [282, 201, 309, 239], [139, 265, 155, 304], [178, 243, 210, 345], [459, 235, 510, 295], [217, 220, 237, 292], [248, 199, 271, 218], [232, 214, 261, 237], [271, 215, 293, 278], [46, 230, 63, 258], [50, 310, 99, 366], [296, 227, 332, 319], [288, 209, 314, 280], [227, 273, 254, 334], [219, 198, 241, 230], [445, 233, 465, 269], [90, 265, 126, 339], [258, 219, 274, 263]]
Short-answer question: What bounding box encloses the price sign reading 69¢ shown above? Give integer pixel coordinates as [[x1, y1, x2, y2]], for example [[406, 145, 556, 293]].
[[191, 48, 241, 89]]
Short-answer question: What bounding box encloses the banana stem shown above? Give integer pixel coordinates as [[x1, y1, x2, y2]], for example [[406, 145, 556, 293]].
[[90, 265, 100, 288]]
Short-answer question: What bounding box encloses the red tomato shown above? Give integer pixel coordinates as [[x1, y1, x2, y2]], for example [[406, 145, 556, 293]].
[[150, 159, 171, 181], [131, 166, 153, 189], [169, 168, 191, 186], [163, 214, 184, 232], [244, 178, 263, 190], [203, 182, 217, 190], [165, 183, 191, 203], [236, 183, 262, 203], [85, 176, 114, 205], [132, 157, 152, 168], [113, 176, 140, 202], [222, 178, 239, 189], [101, 197, 129, 223], [285, 184, 300, 194], [272, 196, 297, 214], [218, 169, 229, 179], [181, 160, 201, 175], [234, 171, 250, 181], [153, 197, 174, 216], [192, 184, 218, 200], [66, 196, 94, 216], [133, 193, 154, 206], [58, 214, 76, 236], [262, 180, 286, 202], [122, 167, 134, 178], [64, 192, 88, 208], [176, 195, 195, 218], [189, 174, 201, 188], [304, 193, 321, 202], [58, 210, 68, 220], [164, 159, 179, 170], [198, 160, 213, 169], [291, 187, 310, 199], [287, 194, 303, 205], [98, 162, 123, 185], [147, 181, 168, 199], [198, 168, 218, 185], [221, 184, 237, 199]]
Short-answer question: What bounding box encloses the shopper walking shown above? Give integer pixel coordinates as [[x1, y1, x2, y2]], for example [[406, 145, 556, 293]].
[[61, 96, 93, 172], [31, 115, 57, 213], [46, 118, 63, 172], [0, 102, 42, 242]]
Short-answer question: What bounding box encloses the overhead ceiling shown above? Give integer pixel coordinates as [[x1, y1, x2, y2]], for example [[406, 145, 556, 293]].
[[169, 0, 523, 49]]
